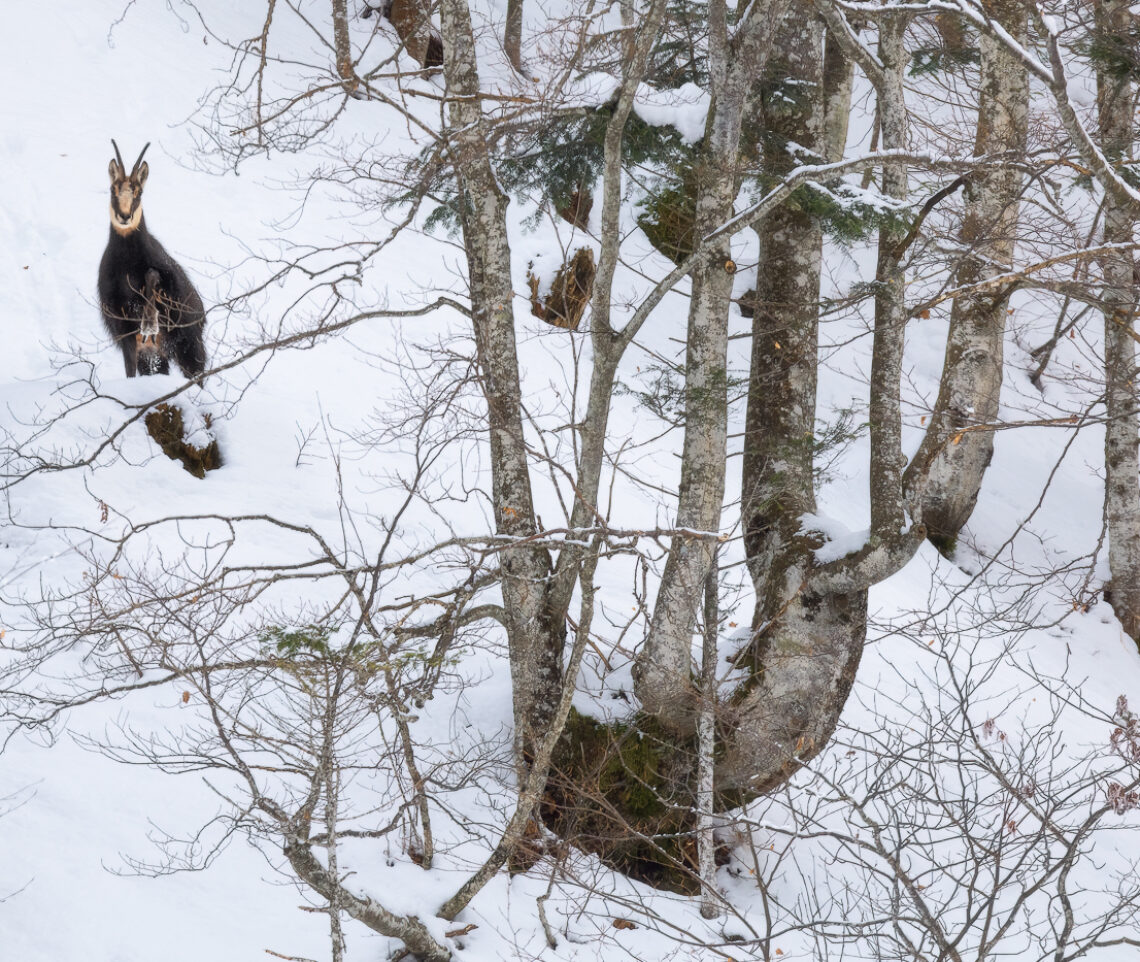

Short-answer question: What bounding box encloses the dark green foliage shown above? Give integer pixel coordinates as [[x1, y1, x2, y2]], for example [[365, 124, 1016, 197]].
[[649, 0, 709, 87], [420, 101, 696, 236], [615, 362, 686, 425], [262, 624, 335, 657], [499, 103, 693, 217], [909, 15, 979, 76], [617, 361, 747, 425], [909, 44, 980, 76], [814, 407, 867, 485], [636, 162, 698, 262], [793, 182, 911, 245], [927, 529, 958, 559], [1084, 25, 1140, 82]]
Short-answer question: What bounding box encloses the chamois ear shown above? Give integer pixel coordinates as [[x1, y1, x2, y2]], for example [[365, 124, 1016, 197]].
[[108, 158, 121, 182], [136, 161, 149, 187]]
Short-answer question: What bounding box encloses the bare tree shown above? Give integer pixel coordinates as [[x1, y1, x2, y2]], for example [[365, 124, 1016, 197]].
[[7, 3, 1140, 960]]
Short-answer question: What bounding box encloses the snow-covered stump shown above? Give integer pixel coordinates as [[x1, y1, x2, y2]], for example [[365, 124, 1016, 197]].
[[527, 247, 596, 331], [145, 400, 222, 478]]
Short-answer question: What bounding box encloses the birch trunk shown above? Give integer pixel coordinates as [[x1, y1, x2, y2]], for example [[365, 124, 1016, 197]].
[[903, 1, 1029, 552], [1096, 0, 1140, 642]]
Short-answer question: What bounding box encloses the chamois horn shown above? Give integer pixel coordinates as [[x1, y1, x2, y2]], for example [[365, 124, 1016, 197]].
[[110, 139, 150, 176], [132, 142, 150, 175]]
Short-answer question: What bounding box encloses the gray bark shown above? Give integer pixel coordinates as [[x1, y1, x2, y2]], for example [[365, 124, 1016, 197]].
[[725, 13, 921, 794], [904, 0, 1029, 551], [698, 555, 720, 920], [869, 16, 909, 537], [821, 29, 853, 165], [742, 12, 825, 607], [547, 0, 670, 619], [439, 0, 562, 758], [282, 814, 450, 961], [1096, 0, 1140, 642], [331, 0, 354, 84], [504, 0, 524, 73], [635, 0, 790, 731]]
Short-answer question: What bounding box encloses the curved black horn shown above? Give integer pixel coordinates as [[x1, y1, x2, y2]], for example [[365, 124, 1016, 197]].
[[111, 138, 125, 171], [131, 142, 151, 175]]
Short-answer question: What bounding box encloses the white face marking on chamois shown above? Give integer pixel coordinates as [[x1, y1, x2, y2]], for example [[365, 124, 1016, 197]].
[[108, 158, 148, 235]]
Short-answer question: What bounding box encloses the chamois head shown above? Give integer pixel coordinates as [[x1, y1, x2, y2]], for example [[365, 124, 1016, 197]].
[[107, 140, 150, 236]]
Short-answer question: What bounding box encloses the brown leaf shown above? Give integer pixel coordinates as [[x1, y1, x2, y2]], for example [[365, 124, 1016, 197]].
[[181, 691, 191, 704], [612, 918, 637, 931]]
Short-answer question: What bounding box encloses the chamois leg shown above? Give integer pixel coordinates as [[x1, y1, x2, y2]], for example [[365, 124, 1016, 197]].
[[169, 328, 207, 378], [119, 335, 138, 378]]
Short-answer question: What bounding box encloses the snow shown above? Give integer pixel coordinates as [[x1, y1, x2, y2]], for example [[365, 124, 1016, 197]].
[[632, 82, 710, 144], [0, 3, 1138, 962], [800, 512, 871, 563]]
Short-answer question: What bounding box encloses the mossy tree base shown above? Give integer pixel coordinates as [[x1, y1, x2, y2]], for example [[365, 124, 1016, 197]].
[[145, 403, 222, 478], [543, 708, 732, 894]]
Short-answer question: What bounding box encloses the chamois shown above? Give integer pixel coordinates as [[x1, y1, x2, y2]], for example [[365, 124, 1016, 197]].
[[98, 141, 207, 378]]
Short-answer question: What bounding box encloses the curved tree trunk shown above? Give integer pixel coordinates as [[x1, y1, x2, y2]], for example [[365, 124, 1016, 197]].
[[903, 0, 1029, 553], [726, 13, 922, 794]]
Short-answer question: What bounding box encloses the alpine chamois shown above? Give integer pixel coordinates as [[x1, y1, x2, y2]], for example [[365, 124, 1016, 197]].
[[98, 141, 207, 378]]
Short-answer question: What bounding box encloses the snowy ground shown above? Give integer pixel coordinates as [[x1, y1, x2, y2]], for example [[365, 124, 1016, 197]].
[[1, 3, 1139, 961]]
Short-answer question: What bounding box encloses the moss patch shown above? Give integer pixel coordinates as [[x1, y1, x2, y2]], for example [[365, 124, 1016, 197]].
[[637, 166, 698, 264], [544, 708, 707, 894], [145, 403, 222, 479], [926, 529, 957, 559]]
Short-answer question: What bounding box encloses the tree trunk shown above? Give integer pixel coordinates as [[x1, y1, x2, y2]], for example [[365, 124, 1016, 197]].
[[331, 0, 355, 84], [504, 0, 524, 73], [726, 13, 919, 794], [439, 0, 563, 760], [903, 1, 1029, 553], [388, 0, 443, 68], [821, 28, 853, 165], [634, 0, 789, 732], [1096, 0, 1140, 643]]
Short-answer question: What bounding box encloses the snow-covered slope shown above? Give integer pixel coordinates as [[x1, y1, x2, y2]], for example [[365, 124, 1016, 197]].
[[1, 4, 1139, 962]]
